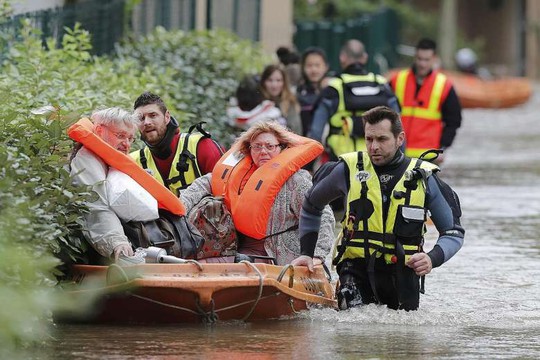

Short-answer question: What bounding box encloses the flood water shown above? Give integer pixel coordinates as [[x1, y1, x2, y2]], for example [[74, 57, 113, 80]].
[[50, 87, 540, 359]]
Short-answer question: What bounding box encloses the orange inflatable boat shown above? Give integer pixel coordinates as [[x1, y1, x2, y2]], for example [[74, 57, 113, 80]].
[[386, 69, 532, 109], [59, 261, 337, 324], [441, 70, 532, 108]]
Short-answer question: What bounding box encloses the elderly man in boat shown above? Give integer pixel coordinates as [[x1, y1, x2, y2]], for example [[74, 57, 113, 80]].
[[70, 107, 146, 262], [180, 121, 335, 265]]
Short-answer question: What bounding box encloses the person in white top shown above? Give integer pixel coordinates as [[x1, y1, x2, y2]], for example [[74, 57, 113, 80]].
[[70, 107, 141, 261], [227, 75, 285, 130]]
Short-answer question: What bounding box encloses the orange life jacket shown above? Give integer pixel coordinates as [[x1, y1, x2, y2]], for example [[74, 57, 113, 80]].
[[68, 118, 186, 215], [211, 133, 323, 239], [391, 69, 452, 158]]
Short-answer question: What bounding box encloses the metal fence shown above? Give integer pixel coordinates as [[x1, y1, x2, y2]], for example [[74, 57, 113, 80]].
[[294, 8, 400, 74], [0, 0, 260, 56], [131, 0, 196, 37], [0, 0, 127, 55]]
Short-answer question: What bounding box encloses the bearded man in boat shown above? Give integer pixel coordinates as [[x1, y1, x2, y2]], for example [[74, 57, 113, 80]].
[[390, 38, 462, 165], [70, 107, 141, 261], [131, 92, 224, 196], [292, 106, 465, 311]]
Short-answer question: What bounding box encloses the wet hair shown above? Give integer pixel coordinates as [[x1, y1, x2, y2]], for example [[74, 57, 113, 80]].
[[362, 106, 403, 137], [133, 91, 167, 114], [236, 75, 264, 111], [416, 38, 437, 52], [260, 64, 298, 115], [91, 107, 137, 130], [235, 121, 299, 157]]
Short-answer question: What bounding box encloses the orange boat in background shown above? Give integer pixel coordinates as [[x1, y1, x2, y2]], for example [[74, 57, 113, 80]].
[[441, 70, 532, 108], [58, 262, 337, 324], [386, 69, 532, 109]]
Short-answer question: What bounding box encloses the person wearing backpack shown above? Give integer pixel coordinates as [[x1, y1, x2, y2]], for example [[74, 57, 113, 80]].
[[180, 121, 335, 265], [292, 106, 464, 311], [308, 39, 400, 161], [131, 92, 224, 196]]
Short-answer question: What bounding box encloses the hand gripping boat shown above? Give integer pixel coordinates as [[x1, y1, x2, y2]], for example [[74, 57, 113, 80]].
[[60, 248, 337, 324]]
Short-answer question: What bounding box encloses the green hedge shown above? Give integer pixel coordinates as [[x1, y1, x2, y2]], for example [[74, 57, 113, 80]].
[[0, 21, 269, 354]]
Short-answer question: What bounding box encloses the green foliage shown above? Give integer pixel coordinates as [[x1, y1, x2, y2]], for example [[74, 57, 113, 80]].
[[0, 19, 269, 353], [0, 0, 12, 19], [295, 0, 437, 44], [115, 27, 270, 147]]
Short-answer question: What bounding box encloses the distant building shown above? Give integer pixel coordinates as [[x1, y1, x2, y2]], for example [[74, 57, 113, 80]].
[[405, 0, 540, 78], [9, 0, 295, 57]]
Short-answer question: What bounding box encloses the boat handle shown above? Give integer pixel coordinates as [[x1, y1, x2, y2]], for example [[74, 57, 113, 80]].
[[277, 264, 295, 288]]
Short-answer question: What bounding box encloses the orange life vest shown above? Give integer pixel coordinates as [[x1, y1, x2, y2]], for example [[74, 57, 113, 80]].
[[391, 69, 452, 158], [68, 118, 186, 215], [211, 133, 323, 239]]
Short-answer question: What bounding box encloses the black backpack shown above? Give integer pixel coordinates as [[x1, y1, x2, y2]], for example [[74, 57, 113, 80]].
[[122, 209, 205, 259]]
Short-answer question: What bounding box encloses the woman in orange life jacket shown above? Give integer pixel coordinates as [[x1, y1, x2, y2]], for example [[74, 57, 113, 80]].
[[180, 121, 335, 265]]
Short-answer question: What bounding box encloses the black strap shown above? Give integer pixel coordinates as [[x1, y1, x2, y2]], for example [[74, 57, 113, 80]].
[[332, 151, 365, 266], [262, 224, 298, 240], [188, 121, 212, 138], [394, 240, 407, 307], [403, 158, 423, 205], [166, 133, 200, 190], [367, 250, 380, 304], [139, 149, 148, 169]]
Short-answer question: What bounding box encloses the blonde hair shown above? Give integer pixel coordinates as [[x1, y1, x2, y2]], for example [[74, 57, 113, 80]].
[[235, 121, 299, 157], [260, 64, 299, 116]]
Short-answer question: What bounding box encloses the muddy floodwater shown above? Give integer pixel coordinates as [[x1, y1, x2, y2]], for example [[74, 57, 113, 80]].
[[50, 87, 540, 359]]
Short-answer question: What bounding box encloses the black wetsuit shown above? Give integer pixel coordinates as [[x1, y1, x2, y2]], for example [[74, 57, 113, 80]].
[[299, 150, 465, 310]]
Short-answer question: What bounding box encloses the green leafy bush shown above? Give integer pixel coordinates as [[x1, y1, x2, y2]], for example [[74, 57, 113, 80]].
[[115, 27, 270, 146], [0, 20, 269, 353]]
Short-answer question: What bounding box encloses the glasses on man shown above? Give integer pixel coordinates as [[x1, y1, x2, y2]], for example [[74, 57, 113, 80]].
[[249, 143, 281, 152], [103, 126, 136, 144], [113, 131, 136, 144]]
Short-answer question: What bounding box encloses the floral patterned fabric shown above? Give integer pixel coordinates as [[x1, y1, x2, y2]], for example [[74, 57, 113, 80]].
[[180, 170, 335, 265]]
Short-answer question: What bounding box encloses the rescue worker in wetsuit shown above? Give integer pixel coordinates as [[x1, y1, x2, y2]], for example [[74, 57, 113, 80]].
[[292, 106, 464, 311], [390, 38, 462, 164], [131, 92, 224, 196], [308, 39, 400, 161]]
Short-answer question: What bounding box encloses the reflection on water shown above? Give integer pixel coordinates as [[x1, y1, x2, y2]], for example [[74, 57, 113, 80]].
[[50, 87, 540, 359]]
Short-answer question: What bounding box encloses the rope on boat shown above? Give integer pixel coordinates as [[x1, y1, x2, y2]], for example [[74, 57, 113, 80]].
[[195, 298, 218, 324], [214, 292, 282, 313], [130, 293, 200, 316], [276, 264, 295, 288], [106, 263, 129, 285], [185, 259, 204, 271], [239, 260, 264, 321], [288, 298, 300, 314]]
